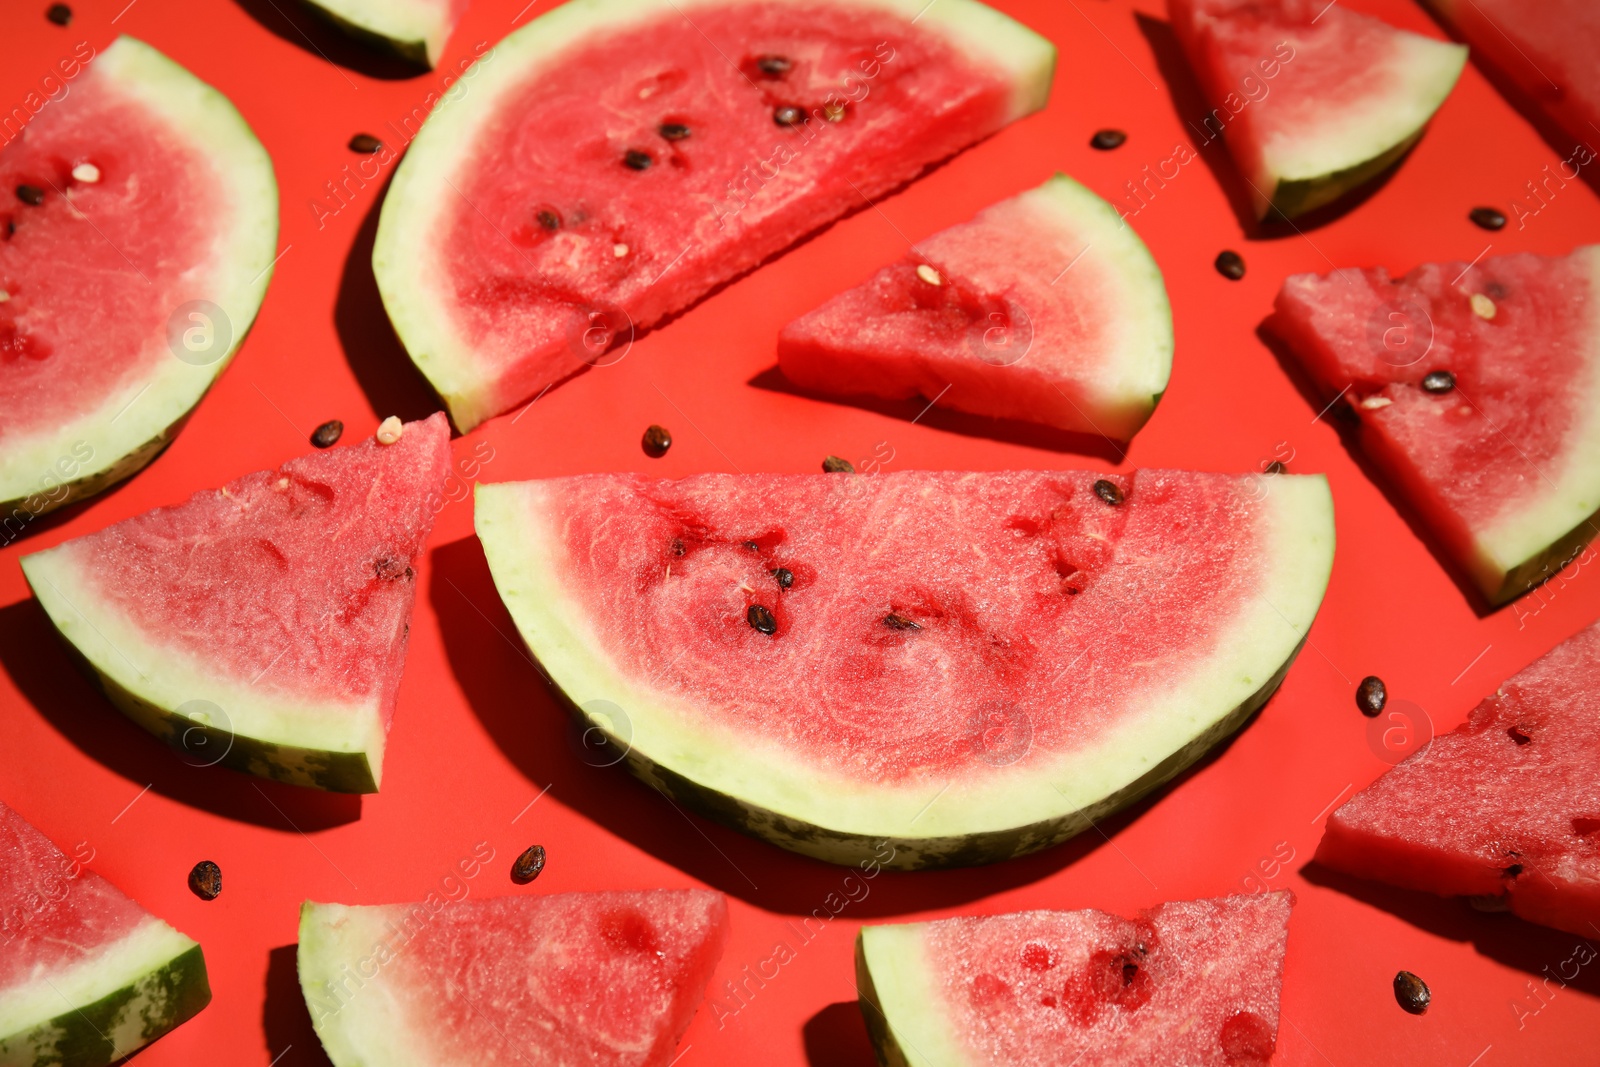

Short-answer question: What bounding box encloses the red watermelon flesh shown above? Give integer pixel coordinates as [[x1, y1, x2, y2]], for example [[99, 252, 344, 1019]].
[[857, 892, 1292, 1066], [375, 0, 1054, 430], [298, 890, 729, 1067], [19, 414, 451, 792], [1272, 246, 1600, 604], [1318, 620, 1600, 937]]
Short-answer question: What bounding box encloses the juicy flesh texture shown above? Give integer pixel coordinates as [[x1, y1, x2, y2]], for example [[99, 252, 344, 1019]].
[[61, 414, 449, 714], [439, 1, 1013, 418], [777, 188, 1133, 434], [1273, 250, 1596, 554], [919, 893, 1290, 1066], [1319, 620, 1600, 936], [0, 801, 148, 992], [0, 56, 222, 442], [535, 470, 1266, 782], [364, 890, 727, 1067]]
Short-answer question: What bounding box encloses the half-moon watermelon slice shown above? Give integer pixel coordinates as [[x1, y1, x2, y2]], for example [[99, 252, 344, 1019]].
[[1317, 620, 1600, 938], [856, 892, 1292, 1067], [0, 36, 278, 525], [1271, 245, 1600, 605], [301, 0, 467, 68], [19, 415, 451, 793], [776, 174, 1173, 442], [297, 890, 729, 1066], [1167, 0, 1466, 219], [476, 469, 1334, 868], [375, 0, 1055, 431], [0, 799, 210, 1067]]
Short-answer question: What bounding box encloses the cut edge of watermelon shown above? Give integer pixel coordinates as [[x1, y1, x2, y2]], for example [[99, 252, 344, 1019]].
[[297, 901, 424, 1066], [855, 923, 963, 1067], [0, 36, 279, 521], [300, 0, 453, 67], [19, 546, 389, 793], [474, 473, 1334, 868], [373, 0, 1056, 431], [0, 917, 210, 1066]]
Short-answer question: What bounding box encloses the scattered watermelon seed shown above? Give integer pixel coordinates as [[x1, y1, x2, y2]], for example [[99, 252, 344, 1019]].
[[774, 106, 805, 127], [824, 102, 846, 122], [348, 133, 383, 154], [623, 150, 653, 171], [755, 54, 791, 76], [743, 540, 759, 551], [188, 860, 222, 901], [70, 163, 100, 184], [16, 185, 44, 207], [1356, 675, 1387, 716], [1507, 724, 1532, 745], [1504, 862, 1523, 878], [1469, 206, 1506, 231], [747, 604, 777, 634], [771, 567, 793, 589], [46, 3, 71, 25], [1214, 250, 1245, 280], [1393, 971, 1430, 1014], [511, 845, 546, 884], [536, 208, 561, 230], [641, 424, 672, 457], [0, 291, 9, 303], [1470, 292, 1496, 320], [659, 123, 691, 141], [822, 455, 854, 473], [915, 264, 943, 286], [670, 538, 685, 556], [1422, 370, 1456, 394], [1090, 128, 1126, 150], [375, 416, 403, 445], [1092, 479, 1123, 506], [884, 613, 921, 631], [1264, 460, 1287, 475], [1359, 395, 1393, 410], [310, 420, 344, 448], [613, 243, 630, 258]]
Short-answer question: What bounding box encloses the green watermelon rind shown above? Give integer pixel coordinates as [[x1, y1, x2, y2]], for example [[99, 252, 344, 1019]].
[[0, 36, 279, 525], [373, 0, 1056, 431], [298, 0, 451, 68], [297, 901, 418, 1066], [855, 925, 963, 1067], [474, 474, 1335, 870], [0, 920, 210, 1067]]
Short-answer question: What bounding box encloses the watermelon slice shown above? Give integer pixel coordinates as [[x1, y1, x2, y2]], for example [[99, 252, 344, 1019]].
[[1271, 245, 1600, 605], [1318, 620, 1600, 938], [0, 36, 278, 523], [856, 892, 1292, 1066], [475, 470, 1334, 868], [297, 889, 729, 1066], [19, 415, 451, 793], [0, 800, 210, 1066], [776, 174, 1173, 441], [374, 0, 1056, 431], [301, 0, 467, 68], [1167, 0, 1466, 219]]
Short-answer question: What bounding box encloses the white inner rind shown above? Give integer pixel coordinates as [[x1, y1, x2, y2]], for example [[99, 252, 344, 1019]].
[[0, 36, 278, 511], [858, 924, 968, 1067], [373, 0, 1055, 430], [21, 544, 387, 777], [302, 0, 454, 67], [298, 902, 425, 1067], [475, 474, 1334, 843]]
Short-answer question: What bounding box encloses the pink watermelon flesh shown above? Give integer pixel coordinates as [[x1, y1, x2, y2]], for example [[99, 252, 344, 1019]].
[[1318, 620, 1600, 937]]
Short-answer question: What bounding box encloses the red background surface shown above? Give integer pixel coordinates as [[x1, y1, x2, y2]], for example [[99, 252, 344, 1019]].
[[3, 0, 1599, 1063]]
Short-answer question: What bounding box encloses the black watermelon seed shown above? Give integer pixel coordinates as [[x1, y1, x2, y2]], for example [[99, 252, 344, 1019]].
[[1356, 675, 1387, 717], [536, 208, 561, 230], [884, 613, 921, 631], [511, 845, 546, 884], [670, 538, 686, 557], [1393, 971, 1430, 1015], [623, 150, 653, 171], [188, 860, 222, 900], [1421, 370, 1456, 394], [1507, 724, 1532, 745], [641, 424, 672, 457], [822, 455, 854, 474], [1264, 460, 1287, 475], [774, 106, 805, 128], [771, 567, 793, 589], [1214, 250, 1246, 280], [46, 3, 71, 25], [747, 604, 777, 634], [310, 419, 344, 449], [16, 185, 44, 207], [756, 54, 791, 76], [1090, 128, 1127, 150], [348, 133, 383, 153], [659, 123, 691, 141], [743, 540, 759, 551], [1093, 479, 1124, 506], [1469, 206, 1507, 231], [1503, 862, 1524, 878]]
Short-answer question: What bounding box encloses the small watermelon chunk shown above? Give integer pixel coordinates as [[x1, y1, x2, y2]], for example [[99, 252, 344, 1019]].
[[301, 0, 467, 68], [777, 174, 1173, 441], [19, 415, 451, 793], [297, 890, 729, 1066], [1272, 245, 1600, 604], [0, 800, 210, 1066], [376, 0, 1056, 430], [1318, 620, 1600, 937], [1167, 0, 1466, 219], [857, 892, 1292, 1066], [476, 470, 1334, 868], [0, 36, 278, 522]]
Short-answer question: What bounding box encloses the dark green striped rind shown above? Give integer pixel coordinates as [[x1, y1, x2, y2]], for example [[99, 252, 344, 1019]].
[[855, 932, 916, 1067]]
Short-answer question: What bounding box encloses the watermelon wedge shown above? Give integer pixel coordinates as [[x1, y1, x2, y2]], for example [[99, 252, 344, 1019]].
[[1271, 245, 1600, 605], [1318, 620, 1600, 938], [0, 36, 278, 525], [375, 0, 1056, 431], [0, 800, 210, 1066], [297, 890, 729, 1066], [475, 470, 1334, 868], [19, 415, 451, 793], [1167, 0, 1466, 219], [776, 174, 1173, 441], [856, 892, 1292, 1066], [301, 0, 466, 68]]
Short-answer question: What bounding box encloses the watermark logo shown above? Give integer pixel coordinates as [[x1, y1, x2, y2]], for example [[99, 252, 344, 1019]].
[[167, 300, 232, 366], [174, 699, 235, 768], [968, 302, 1033, 367], [1364, 300, 1433, 368], [967, 700, 1032, 766], [570, 699, 632, 768], [1365, 698, 1432, 765], [566, 302, 634, 367]]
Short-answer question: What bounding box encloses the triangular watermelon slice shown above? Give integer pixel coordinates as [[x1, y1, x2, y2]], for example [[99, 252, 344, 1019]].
[[297, 890, 729, 1066], [19, 414, 451, 793], [301, 0, 465, 68], [1167, 0, 1466, 219], [375, 0, 1056, 430], [857, 892, 1292, 1066], [776, 174, 1173, 441], [0, 799, 210, 1065], [1318, 620, 1600, 937], [0, 36, 278, 522], [476, 469, 1334, 868], [1271, 245, 1600, 605]]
